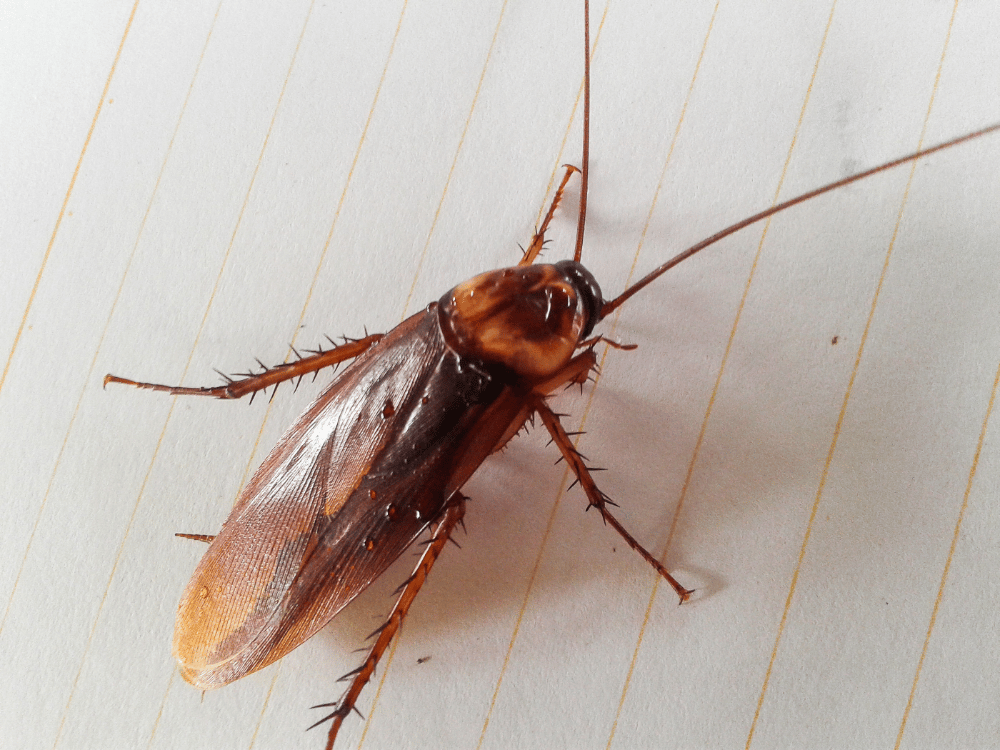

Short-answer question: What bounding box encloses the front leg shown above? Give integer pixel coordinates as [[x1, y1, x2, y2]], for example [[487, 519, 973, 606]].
[[313, 494, 467, 749], [519, 165, 579, 265]]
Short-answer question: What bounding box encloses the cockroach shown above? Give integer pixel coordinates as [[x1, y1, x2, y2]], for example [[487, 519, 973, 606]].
[[104, 2, 999, 748]]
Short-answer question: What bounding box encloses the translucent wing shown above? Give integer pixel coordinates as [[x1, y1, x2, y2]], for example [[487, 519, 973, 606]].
[[173, 310, 516, 687]]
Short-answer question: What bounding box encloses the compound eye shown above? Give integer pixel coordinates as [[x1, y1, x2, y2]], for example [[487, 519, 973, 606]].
[[554, 260, 603, 337]]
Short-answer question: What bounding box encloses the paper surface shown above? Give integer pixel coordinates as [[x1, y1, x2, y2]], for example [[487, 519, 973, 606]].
[[2, 1, 998, 748]]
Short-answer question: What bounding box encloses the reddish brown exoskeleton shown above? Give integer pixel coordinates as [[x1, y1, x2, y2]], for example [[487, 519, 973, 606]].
[[104, 2, 1000, 748]]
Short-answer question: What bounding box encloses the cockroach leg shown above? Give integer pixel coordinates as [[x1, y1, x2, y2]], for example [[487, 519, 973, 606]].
[[312, 494, 467, 749], [532, 396, 694, 604], [103, 333, 383, 400], [534, 349, 598, 394], [577, 334, 638, 351], [519, 164, 580, 266], [174, 533, 216, 544]]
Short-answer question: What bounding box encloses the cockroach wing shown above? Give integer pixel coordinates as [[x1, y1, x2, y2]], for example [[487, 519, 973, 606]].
[[174, 308, 522, 688]]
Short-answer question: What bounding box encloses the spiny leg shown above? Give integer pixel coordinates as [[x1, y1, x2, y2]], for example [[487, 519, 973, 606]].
[[103, 333, 383, 400], [534, 348, 597, 395], [519, 164, 580, 266], [175, 533, 215, 543], [576, 335, 636, 352], [532, 396, 693, 603], [313, 494, 467, 749]]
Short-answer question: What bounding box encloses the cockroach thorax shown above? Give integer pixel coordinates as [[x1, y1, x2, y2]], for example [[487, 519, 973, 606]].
[[438, 261, 603, 381]]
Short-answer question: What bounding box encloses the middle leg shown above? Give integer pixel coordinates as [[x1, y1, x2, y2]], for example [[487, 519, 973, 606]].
[[532, 395, 693, 603]]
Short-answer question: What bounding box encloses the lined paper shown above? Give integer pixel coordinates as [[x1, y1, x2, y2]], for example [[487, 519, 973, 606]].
[[2, 1, 998, 748]]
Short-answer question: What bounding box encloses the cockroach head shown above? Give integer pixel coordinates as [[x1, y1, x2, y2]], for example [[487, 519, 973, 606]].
[[438, 261, 603, 380]]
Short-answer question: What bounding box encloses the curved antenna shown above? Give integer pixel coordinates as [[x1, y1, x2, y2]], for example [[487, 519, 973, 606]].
[[573, 0, 590, 263], [600, 121, 1000, 318]]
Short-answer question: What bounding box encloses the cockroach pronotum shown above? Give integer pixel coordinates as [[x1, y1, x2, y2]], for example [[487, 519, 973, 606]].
[[96, 2, 1000, 749]]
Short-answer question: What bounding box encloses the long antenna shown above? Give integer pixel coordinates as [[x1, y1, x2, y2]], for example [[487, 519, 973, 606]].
[[600, 121, 1000, 318], [573, 0, 590, 263]]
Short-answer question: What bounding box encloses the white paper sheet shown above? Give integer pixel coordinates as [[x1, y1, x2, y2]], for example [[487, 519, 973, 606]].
[[2, 1, 998, 748]]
